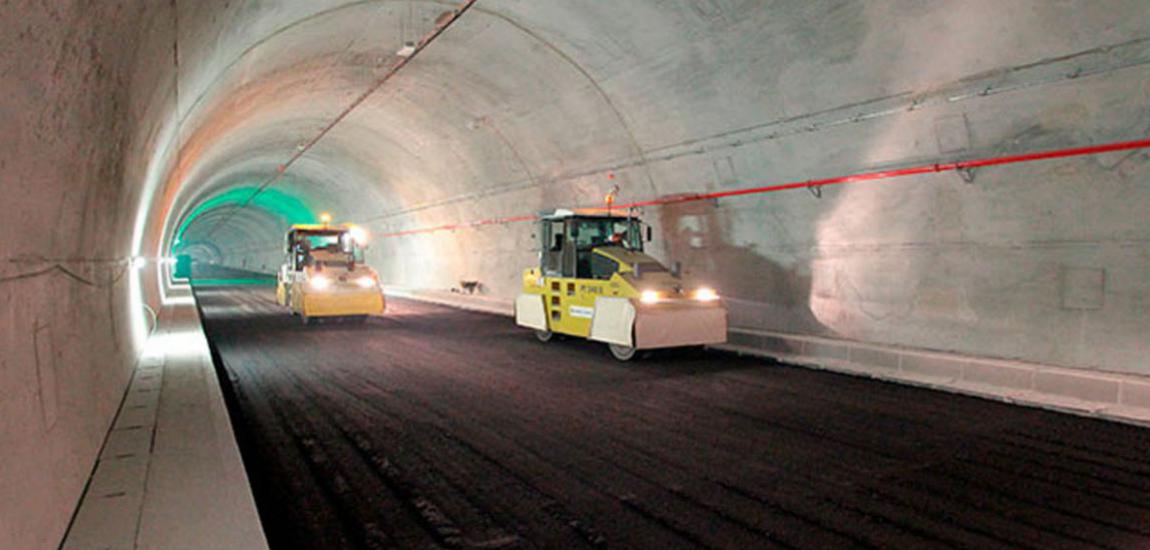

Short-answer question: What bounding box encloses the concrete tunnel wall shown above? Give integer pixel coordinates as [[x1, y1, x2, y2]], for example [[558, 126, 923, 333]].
[[3, 1, 1150, 548], [170, 0, 1150, 373], [1, 2, 179, 548]]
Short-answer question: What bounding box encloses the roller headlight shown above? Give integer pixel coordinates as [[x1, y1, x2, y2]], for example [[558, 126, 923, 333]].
[[639, 290, 660, 304], [355, 276, 376, 289], [309, 275, 331, 291], [348, 226, 368, 244], [694, 287, 719, 302]]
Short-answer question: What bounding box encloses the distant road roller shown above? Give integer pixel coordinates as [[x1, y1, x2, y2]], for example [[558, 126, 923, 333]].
[[276, 217, 385, 324], [515, 209, 727, 360]]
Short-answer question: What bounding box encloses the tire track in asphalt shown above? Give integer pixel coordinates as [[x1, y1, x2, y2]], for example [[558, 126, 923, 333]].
[[197, 286, 1150, 549]]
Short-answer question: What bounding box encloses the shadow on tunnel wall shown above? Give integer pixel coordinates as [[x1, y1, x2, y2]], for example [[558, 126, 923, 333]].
[[656, 196, 826, 337]]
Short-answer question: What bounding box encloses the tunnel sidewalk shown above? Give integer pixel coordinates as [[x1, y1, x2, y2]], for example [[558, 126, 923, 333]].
[[61, 284, 267, 550]]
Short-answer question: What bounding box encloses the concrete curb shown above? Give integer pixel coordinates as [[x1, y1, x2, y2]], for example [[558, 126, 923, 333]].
[[719, 328, 1150, 429], [61, 287, 268, 550], [385, 286, 1150, 428]]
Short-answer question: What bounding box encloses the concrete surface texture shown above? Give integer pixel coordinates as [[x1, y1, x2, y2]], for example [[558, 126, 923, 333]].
[[0, 2, 176, 548], [3, 1, 1150, 548], [161, 1, 1150, 377], [62, 285, 266, 550]]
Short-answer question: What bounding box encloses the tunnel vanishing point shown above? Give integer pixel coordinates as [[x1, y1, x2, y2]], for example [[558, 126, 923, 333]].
[[3, 1, 1150, 549]]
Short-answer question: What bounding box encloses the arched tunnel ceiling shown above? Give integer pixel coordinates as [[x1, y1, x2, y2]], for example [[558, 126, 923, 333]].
[[159, 1, 888, 256], [157, 0, 1150, 266], [144, 0, 1150, 376], [163, 0, 658, 259]]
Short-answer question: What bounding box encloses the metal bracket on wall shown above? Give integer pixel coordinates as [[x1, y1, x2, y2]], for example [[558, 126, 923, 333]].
[[807, 182, 823, 199], [957, 167, 977, 184]]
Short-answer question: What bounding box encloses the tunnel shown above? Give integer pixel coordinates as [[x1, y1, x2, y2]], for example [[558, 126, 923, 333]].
[[4, 1, 1150, 548]]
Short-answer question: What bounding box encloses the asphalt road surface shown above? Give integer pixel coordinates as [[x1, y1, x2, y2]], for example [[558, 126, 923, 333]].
[[195, 285, 1150, 549]]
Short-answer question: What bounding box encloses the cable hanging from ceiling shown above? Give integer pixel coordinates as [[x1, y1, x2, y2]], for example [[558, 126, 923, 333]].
[[198, 0, 480, 243]]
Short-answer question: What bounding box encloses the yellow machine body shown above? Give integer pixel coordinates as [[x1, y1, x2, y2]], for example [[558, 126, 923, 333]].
[[515, 211, 726, 358], [277, 223, 386, 321]]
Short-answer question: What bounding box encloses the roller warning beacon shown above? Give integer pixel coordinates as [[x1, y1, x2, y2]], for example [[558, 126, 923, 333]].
[[515, 209, 727, 360], [276, 215, 385, 323]]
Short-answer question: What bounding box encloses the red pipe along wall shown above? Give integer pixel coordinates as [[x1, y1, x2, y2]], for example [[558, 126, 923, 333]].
[[378, 137, 1150, 238]]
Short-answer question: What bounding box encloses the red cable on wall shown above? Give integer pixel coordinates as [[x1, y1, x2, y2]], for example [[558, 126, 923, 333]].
[[379, 137, 1150, 238]]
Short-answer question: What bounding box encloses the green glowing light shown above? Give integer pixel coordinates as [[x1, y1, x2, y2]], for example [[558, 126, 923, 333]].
[[172, 186, 316, 252]]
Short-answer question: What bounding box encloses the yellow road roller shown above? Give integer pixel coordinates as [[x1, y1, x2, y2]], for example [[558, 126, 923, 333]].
[[515, 209, 727, 360], [276, 218, 385, 323]]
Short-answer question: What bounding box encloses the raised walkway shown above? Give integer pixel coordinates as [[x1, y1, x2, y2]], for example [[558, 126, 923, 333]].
[[61, 282, 266, 550]]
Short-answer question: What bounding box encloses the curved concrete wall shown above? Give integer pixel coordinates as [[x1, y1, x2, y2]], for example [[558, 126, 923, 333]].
[[170, 0, 1150, 375], [1, 2, 176, 548], [4, 1, 1150, 548]]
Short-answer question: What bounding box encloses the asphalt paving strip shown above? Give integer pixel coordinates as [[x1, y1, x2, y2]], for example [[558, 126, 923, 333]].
[[194, 285, 1150, 550]]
